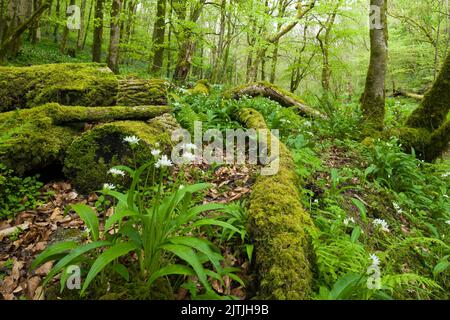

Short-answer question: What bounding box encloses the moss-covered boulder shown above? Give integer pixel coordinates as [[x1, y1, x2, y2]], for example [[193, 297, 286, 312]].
[[63, 114, 179, 193], [0, 63, 118, 111], [117, 78, 169, 106], [0, 103, 172, 175], [237, 108, 315, 300]]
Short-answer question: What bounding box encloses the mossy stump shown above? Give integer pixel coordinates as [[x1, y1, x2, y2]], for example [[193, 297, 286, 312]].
[[63, 114, 179, 193], [0, 63, 118, 112], [238, 108, 315, 300]]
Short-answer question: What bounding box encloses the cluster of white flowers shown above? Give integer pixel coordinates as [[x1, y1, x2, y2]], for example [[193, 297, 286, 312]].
[[151, 149, 161, 157], [343, 217, 356, 226], [103, 183, 116, 190], [155, 155, 173, 168], [123, 135, 141, 145], [373, 219, 390, 232], [441, 172, 450, 178], [108, 168, 126, 177], [369, 254, 380, 267], [366, 253, 382, 290], [446, 220, 450, 225], [303, 121, 312, 128], [182, 152, 196, 163], [392, 202, 403, 214]]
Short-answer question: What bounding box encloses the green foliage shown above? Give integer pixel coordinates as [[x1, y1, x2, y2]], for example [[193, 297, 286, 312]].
[[33, 159, 244, 299], [0, 163, 44, 219]]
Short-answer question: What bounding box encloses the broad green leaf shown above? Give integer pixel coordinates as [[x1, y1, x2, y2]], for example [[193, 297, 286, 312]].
[[148, 264, 195, 286], [351, 226, 362, 243], [105, 209, 139, 231], [113, 263, 130, 282], [351, 198, 367, 222], [193, 219, 243, 236], [71, 204, 100, 241], [43, 241, 110, 287], [81, 242, 136, 295], [31, 241, 77, 270], [161, 244, 210, 291], [169, 236, 223, 272]]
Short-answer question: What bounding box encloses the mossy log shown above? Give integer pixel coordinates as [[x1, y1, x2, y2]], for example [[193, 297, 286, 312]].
[[63, 114, 179, 193], [0, 104, 171, 175], [0, 64, 171, 112], [0, 63, 118, 111], [117, 78, 169, 106], [226, 81, 326, 120], [392, 89, 424, 101], [237, 108, 315, 300]]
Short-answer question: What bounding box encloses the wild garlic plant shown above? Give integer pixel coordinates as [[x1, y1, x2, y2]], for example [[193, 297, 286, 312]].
[[32, 143, 245, 298]]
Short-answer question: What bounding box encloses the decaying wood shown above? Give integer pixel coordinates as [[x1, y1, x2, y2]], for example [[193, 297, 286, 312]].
[[393, 89, 424, 101], [228, 82, 327, 119]]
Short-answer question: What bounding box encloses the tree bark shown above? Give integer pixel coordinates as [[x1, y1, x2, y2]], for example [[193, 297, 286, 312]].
[[360, 0, 388, 132], [107, 0, 122, 74], [92, 0, 104, 62], [0, 0, 50, 63], [76, 0, 87, 49], [149, 0, 167, 76], [406, 52, 450, 131]]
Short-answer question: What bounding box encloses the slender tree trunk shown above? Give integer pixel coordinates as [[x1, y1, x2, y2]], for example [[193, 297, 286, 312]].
[[150, 0, 167, 76], [60, 0, 76, 54], [107, 0, 121, 73], [82, 0, 94, 50], [92, 0, 104, 62], [30, 0, 42, 44], [360, 0, 388, 131], [53, 0, 60, 42], [76, 0, 87, 49]]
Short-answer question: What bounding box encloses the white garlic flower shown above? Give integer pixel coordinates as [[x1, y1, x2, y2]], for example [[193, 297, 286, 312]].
[[155, 155, 173, 168], [108, 168, 126, 177], [123, 136, 141, 145]]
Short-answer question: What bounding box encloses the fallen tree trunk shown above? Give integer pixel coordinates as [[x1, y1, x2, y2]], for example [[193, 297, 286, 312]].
[[64, 114, 179, 193], [237, 108, 315, 300], [225, 81, 326, 120], [392, 89, 424, 101], [117, 78, 169, 106], [0, 64, 171, 112], [0, 63, 118, 111], [0, 104, 171, 175]]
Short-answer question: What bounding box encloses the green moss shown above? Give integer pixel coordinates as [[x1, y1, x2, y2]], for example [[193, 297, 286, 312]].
[[63, 118, 175, 193], [0, 63, 118, 111], [406, 53, 450, 131], [238, 108, 315, 300], [188, 79, 210, 95], [0, 104, 172, 175], [425, 120, 450, 161], [117, 78, 169, 106], [0, 106, 80, 175]]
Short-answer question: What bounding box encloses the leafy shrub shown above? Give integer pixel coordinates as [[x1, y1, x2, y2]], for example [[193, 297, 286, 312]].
[[0, 163, 44, 219]]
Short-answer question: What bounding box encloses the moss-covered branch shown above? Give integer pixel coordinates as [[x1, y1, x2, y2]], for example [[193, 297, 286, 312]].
[[238, 108, 315, 300], [226, 81, 327, 120]]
